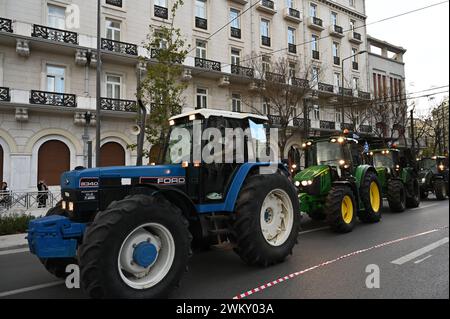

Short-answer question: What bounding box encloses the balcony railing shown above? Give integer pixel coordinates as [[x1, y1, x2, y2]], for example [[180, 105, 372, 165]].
[[262, 36, 271, 47], [293, 118, 311, 129], [339, 87, 353, 97], [292, 78, 309, 89], [312, 50, 320, 60], [359, 125, 373, 134], [353, 32, 362, 41], [312, 17, 323, 27], [358, 91, 371, 100], [266, 72, 286, 83], [195, 57, 221, 72], [268, 115, 282, 126], [106, 0, 122, 7], [231, 64, 254, 78], [320, 120, 336, 130], [333, 25, 343, 34], [352, 62, 359, 70], [288, 43, 297, 54], [261, 0, 275, 10], [0, 17, 13, 33], [30, 90, 77, 108], [154, 5, 169, 19], [0, 87, 11, 102], [150, 48, 184, 63], [334, 56, 340, 65], [101, 98, 137, 112], [318, 82, 333, 93], [231, 27, 241, 39], [101, 38, 138, 56], [288, 8, 301, 19], [195, 17, 208, 30], [31, 25, 78, 44]]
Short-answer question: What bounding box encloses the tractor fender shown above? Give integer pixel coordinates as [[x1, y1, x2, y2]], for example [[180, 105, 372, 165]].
[[354, 165, 378, 189]]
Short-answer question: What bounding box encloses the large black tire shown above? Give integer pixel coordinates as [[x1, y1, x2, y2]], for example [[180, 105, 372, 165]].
[[358, 171, 383, 223], [78, 194, 192, 299], [232, 173, 301, 267], [420, 190, 429, 200], [307, 209, 326, 221], [387, 180, 406, 213], [324, 186, 357, 233], [434, 180, 447, 200], [406, 179, 421, 208], [39, 202, 78, 279]]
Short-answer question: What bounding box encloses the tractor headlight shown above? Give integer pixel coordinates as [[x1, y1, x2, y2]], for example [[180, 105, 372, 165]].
[[439, 164, 445, 171], [68, 202, 74, 212], [421, 178, 426, 184], [301, 180, 314, 187], [295, 181, 301, 187], [61, 201, 67, 210]]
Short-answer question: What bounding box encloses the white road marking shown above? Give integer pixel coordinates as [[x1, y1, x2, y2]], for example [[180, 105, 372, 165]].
[[0, 281, 64, 298], [0, 248, 29, 256], [410, 203, 441, 211], [414, 255, 433, 264], [298, 227, 330, 235], [391, 237, 449, 265]]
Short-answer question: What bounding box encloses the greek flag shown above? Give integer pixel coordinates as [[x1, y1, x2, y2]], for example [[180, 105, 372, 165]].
[[364, 141, 370, 153]]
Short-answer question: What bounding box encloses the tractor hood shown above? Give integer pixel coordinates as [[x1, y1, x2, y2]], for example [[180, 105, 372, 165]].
[[61, 165, 186, 190], [295, 165, 329, 181]]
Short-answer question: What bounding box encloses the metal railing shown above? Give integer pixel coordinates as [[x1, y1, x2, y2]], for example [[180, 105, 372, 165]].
[[106, 0, 122, 7], [0, 191, 61, 214], [358, 91, 371, 100], [32, 24, 78, 44], [339, 87, 353, 97], [292, 77, 309, 88], [353, 32, 362, 41], [261, 36, 271, 47], [154, 5, 168, 19], [320, 120, 336, 130], [312, 50, 320, 60], [0, 87, 11, 102], [312, 17, 323, 27], [318, 82, 334, 93], [334, 56, 340, 65], [231, 27, 241, 39], [101, 98, 137, 112], [288, 43, 297, 54], [150, 48, 184, 63], [288, 8, 301, 19], [333, 25, 343, 34], [0, 17, 13, 33], [30, 90, 77, 107], [231, 65, 254, 78], [261, 0, 275, 10], [266, 72, 286, 83], [195, 17, 208, 30], [101, 38, 138, 56], [195, 57, 221, 72]]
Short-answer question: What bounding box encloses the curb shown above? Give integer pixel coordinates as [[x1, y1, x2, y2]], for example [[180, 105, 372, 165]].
[[0, 233, 28, 251]]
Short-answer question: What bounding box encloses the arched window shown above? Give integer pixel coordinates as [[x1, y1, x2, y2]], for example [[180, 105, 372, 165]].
[[148, 144, 163, 165], [100, 142, 126, 167], [38, 140, 70, 186]]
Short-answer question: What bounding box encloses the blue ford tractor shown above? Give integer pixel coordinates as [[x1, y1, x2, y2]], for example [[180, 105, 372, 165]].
[[27, 109, 301, 299]]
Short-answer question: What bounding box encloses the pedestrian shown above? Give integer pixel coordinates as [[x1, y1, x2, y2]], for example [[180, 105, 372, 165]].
[[37, 180, 49, 208], [0, 181, 11, 207]]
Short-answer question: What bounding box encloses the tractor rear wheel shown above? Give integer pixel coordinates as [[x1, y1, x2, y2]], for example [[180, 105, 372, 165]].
[[387, 180, 406, 212], [232, 173, 301, 267], [325, 186, 356, 233], [358, 171, 383, 223], [39, 202, 78, 279], [79, 194, 192, 299], [307, 209, 326, 221], [420, 190, 429, 200], [406, 179, 421, 208], [434, 180, 447, 200]]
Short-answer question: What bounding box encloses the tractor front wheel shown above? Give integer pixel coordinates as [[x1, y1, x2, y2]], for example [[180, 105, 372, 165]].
[[387, 180, 406, 212], [434, 180, 447, 200], [232, 173, 301, 267], [406, 179, 421, 208], [358, 172, 383, 223], [325, 186, 357, 233], [79, 194, 192, 299]]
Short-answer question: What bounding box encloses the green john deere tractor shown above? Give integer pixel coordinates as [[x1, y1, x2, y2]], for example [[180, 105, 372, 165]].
[[294, 135, 382, 233], [366, 148, 421, 212], [418, 156, 449, 200]]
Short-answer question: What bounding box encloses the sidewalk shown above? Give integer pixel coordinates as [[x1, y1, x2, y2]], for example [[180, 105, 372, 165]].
[[0, 233, 28, 251]]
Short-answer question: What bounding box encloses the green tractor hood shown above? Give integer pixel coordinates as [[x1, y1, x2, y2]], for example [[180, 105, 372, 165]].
[[295, 165, 329, 182]]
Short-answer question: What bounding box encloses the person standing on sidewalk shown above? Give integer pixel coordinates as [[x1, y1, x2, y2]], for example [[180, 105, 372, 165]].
[[0, 181, 11, 207], [37, 180, 49, 208]]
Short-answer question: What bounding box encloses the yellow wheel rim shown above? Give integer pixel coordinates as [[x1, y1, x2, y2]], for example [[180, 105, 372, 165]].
[[370, 182, 381, 213], [341, 195, 354, 224]]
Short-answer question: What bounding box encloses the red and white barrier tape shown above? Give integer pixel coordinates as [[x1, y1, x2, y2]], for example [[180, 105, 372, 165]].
[[233, 226, 449, 299]]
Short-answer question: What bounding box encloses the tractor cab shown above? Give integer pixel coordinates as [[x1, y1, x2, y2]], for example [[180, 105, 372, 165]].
[[418, 156, 448, 174], [418, 156, 449, 200], [368, 149, 402, 177]]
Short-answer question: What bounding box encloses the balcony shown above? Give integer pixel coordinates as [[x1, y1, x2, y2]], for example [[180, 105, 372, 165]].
[[195, 57, 221, 72], [349, 32, 363, 44], [231, 65, 254, 78], [339, 87, 353, 97], [101, 98, 137, 112], [329, 25, 344, 38], [358, 91, 371, 100], [0, 17, 13, 33], [359, 125, 373, 134], [150, 48, 184, 64], [320, 120, 336, 130], [256, 0, 276, 14], [101, 38, 138, 56], [312, 50, 320, 60], [266, 72, 286, 83], [230, 0, 248, 4], [261, 36, 271, 47], [106, 0, 122, 7], [334, 56, 340, 66], [0, 87, 11, 102], [288, 43, 297, 54], [307, 17, 325, 31], [195, 17, 208, 30], [231, 27, 241, 39], [318, 82, 334, 94], [31, 25, 78, 45], [352, 61, 359, 70], [284, 8, 302, 23], [292, 78, 309, 89], [294, 118, 311, 129], [154, 5, 169, 19], [269, 115, 282, 126], [29, 90, 77, 108]]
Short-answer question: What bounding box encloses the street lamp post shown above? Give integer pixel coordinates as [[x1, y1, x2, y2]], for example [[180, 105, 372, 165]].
[[95, 0, 102, 167], [82, 112, 93, 168], [341, 50, 367, 130]]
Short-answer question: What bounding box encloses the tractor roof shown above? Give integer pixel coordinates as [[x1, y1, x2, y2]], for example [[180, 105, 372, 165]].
[[370, 148, 400, 153], [307, 136, 359, 144], [170, 109, 269, 122]]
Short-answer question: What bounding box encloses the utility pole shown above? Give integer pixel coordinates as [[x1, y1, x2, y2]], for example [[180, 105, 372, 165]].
[[410, 109, 416, 158], [95, 0, 102, 167]]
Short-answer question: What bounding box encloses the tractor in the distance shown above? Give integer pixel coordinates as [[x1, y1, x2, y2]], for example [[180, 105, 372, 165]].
[[418, 156, 449, 200], [294, 134, 382, 233], [366, 148, 421, 212], [27, 109, 301, 299]]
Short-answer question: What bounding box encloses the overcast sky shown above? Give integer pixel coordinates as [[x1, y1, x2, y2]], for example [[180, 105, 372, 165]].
[[365, 0, 449, 115]]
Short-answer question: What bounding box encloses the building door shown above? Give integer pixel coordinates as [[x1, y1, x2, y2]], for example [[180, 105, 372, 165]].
[[100, 142, 125, 167], [38, 140, 70, 186]]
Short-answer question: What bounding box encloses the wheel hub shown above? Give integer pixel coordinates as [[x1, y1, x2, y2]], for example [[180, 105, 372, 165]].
[[133, 242, 159, 268]]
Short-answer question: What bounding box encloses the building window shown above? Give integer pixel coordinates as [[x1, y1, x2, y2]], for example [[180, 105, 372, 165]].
[[352, 48, 358, 61], [232, 93, 242, 112], [263, 98, 270, 115], [261, 19, 270, 46], [196, 0, 207, 19], [262, 55, 271, 73], [331, 12, 338, 25], [350, 19, 356, 31], [353, 77, 359, 91], [289, 62, 296, 78], [230, 8, 240, 29], [286, 0, 296, 8], [106, 19, 121, 41], [231, 48, 241, 66], [334, 72, 340, 89], [106, 75, 122, 99], [47, 65, 65, 93], [313, 105, 320, 121], [336, 110, 342, 123], [333, 42, 339, 58], [155, 0, 167, 7], [196, 40, 207, 59], [349, 0, 355, 7], [196, 88, 208, 109], [48, 5, 66, 29], [310, 3, 317, 17], [312, 67, 319, 85], [288, 27, 296, 53]]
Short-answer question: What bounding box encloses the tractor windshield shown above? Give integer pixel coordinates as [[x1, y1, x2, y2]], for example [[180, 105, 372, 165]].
[[373, 153, 394, 168], [308, 141, 348, 167], [419, 158, 437, 172], [162, 120, 194, 165]]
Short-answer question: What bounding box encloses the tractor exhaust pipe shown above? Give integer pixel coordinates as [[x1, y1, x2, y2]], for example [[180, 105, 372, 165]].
[[136, 99, 147, 167]]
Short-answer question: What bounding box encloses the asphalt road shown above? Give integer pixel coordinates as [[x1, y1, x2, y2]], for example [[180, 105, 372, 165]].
[[0, 197, 448, 299]]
